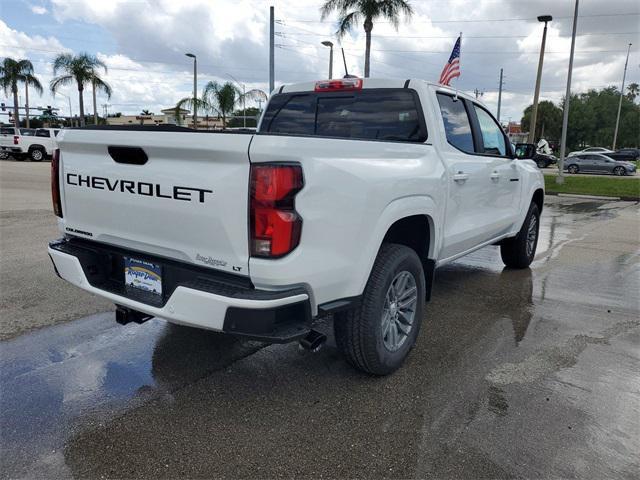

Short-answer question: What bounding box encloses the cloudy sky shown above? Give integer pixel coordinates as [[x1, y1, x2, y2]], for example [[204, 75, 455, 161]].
[[1, 0, 638, 122]]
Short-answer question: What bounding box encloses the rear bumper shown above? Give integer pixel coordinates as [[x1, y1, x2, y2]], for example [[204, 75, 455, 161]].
[[48, 238, 312, 342], [0, 146, 23, 154]]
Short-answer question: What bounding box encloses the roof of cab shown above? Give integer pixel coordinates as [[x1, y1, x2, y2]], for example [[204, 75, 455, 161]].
[[275, 77, 478, 102]]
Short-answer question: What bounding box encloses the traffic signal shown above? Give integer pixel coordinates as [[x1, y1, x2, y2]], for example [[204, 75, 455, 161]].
[[1, 103, 5, 112]]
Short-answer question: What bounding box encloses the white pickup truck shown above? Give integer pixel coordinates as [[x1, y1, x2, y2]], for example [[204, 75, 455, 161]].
[[48, 78, 544, 375], [0, 127, 59, 161]]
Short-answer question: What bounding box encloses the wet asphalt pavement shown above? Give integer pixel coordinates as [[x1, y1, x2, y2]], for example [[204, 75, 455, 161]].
[[1, 196, 639, 479]]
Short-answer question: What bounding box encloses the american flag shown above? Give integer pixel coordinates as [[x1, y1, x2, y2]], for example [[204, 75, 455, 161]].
[[439, 36, 461, 86]]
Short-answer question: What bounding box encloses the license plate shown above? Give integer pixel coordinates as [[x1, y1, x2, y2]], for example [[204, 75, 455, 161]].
[[124, 257, 162, 295]]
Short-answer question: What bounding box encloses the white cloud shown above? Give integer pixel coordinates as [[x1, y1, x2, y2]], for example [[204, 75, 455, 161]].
[[3, 0, 637, 122], [30, 5, 48, 15]]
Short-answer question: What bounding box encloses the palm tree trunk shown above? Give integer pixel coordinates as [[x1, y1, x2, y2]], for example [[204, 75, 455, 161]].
[[12, 85, 19, 129], [92, 79, 98, 125], [222, 113, 226, 129], [78, 86, 85, 127], [25, 84, 30, 128], [364, 17, 373, 78]]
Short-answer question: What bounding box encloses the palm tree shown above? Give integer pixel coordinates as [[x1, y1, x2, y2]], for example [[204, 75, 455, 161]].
[[176, 81, 266, 129], [627, 82, 639, 102], [141, 109, 153, 115], [0, 58, 42, 129], [320, 0, 413, 78], [50, 53, 111, 127]]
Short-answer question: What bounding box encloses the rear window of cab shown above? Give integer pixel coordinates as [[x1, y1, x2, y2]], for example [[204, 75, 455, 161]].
[[260, 89, 427, 143]]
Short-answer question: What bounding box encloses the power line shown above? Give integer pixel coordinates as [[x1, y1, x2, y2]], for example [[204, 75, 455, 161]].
[[277, 31, 640, 39], [280, 12, 640, 24]]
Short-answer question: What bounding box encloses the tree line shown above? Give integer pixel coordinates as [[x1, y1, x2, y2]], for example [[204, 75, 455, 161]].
[[521, 84, 639, 149]]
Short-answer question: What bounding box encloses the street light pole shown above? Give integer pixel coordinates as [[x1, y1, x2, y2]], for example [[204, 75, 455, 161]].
[[226, 73, 247, 128], [612, 43, 632, 150], [185, 53, 197, 129], [55, 92, 72, 127], [557, 0, 579, 185], [321, 41, 334, 78], [529, 15, 552, 144]]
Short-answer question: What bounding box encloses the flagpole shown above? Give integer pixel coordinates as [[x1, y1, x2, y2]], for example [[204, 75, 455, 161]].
[[454, 32, 461, 99]]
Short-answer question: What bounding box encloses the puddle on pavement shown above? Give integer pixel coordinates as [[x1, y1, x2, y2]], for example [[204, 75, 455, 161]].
[[0, 316, 264, 477], [1, 198, 638, 478]]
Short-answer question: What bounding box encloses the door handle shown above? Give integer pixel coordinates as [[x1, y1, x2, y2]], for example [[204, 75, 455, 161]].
[[490, 171, 500, 181], [453, 172, 469, 183]]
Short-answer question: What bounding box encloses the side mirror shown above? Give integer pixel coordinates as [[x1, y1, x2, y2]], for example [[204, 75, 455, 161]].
[[514, 144, 536, 160]]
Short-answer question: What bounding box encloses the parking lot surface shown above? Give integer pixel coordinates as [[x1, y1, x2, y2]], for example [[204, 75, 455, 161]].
[[0, 161, 112, 340], [1, 162, 639, 479]]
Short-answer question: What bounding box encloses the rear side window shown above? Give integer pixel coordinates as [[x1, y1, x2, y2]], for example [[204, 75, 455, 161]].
[[436, 93, 474, 153], [261, 89, 427, 143], [36, 129, 51, 137], [266, 94, 316, 135], [19, 129, 35, 136]]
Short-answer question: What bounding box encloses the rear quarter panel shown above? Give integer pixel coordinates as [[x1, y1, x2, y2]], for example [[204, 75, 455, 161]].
[[248, 133, 445, 312]]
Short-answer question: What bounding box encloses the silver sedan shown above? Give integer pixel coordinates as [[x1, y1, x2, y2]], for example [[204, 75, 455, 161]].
[[564, 154, 637, 176]]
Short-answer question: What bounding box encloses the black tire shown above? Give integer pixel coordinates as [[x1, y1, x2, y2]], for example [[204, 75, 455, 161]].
[[500, 203, 540, 269], [613, 166, 626, 176], [537, 159, 546, 169], [29, 148, 45, 162], [0, 151, 9, 160], [567, 164, 579, 174], [333, 244, 425, 375]]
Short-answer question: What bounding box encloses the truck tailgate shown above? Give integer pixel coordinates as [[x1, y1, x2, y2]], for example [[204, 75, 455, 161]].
[[57, 129, 252, 276]]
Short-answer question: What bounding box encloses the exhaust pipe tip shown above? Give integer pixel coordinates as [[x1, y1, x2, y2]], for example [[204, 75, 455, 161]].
[[299, 330, 327, 352]]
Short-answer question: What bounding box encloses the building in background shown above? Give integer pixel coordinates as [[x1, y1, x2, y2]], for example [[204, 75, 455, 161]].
[[106, 108, 223, 129]]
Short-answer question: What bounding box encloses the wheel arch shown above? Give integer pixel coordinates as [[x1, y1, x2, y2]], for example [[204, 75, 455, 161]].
[[532, 188, 544, 214], [356, 196, 439, 301]]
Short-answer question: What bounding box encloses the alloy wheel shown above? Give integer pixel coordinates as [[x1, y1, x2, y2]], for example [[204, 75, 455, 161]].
[[381, 271, 418, 352]]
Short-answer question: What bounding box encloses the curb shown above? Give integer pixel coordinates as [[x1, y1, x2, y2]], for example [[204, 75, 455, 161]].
[[547, 191, 639, 202]]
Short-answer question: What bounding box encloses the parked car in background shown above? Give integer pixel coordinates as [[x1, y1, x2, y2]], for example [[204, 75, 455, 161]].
[[608, 148, 640, 163], [564, 153, 637, 176], [515, 143, 557, 168], [567, 147, 613, 157], [0, 127, 59, 161]]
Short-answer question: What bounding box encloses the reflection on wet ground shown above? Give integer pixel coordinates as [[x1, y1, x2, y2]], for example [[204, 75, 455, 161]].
[[1, 197, 638, 479]]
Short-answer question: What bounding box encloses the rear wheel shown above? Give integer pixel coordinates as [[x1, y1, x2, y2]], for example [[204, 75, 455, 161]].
[[500, 202, 540, 269], [537, 159, 546, 169], [567, 164, 579, 174], [613, 166, 626, 176], [334, 244, 425, 375], [0, 151, 8, 160], [29, 148, 45, 162]]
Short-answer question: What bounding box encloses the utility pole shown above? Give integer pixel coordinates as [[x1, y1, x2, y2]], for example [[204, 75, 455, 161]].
[[269, 6, 275, 93], [557, 1, 579, 185], [497, 68, 504, 123], [612, 43, 632, 150], [529, 15, 553, 144]]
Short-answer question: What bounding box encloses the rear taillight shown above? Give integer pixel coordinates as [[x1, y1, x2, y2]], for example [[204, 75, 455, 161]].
[[51, 148, 63, 217], [314, 78, 362, 92], [250, 164, 303, 258], [13, 135, 18, 145]]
